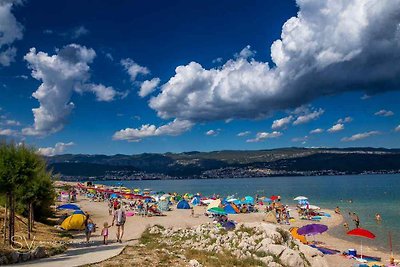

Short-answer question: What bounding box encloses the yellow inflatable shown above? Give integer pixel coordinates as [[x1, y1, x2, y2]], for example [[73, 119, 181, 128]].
[[290, 227, 307, 244], [61, 214, 86, 230]]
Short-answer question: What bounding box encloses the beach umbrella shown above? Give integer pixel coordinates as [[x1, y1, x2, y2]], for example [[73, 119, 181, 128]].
[[110, 193, 120, 199], [270, 195, 279, 201], [262, 197, 272, 203], [294, 196, 308, 201], [207, 199, 221, 210], [297, 223, 328, 236], [72, 210, 85, 215], [243, 196, 254, 204], [347, 228, 376, 260], [208, 207, 227, 215], [133, 188, 140, 193], [57, 204, 81, 211]]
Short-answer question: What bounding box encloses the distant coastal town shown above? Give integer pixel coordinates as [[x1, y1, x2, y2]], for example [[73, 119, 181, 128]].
[[59, 167, 400, 182]]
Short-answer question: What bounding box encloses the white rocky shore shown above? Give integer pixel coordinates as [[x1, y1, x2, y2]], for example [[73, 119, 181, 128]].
[[147, 222, 329, 267]]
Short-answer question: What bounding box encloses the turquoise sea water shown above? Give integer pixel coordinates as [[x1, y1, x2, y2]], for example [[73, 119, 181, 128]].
[[100, 174, 400, 253]]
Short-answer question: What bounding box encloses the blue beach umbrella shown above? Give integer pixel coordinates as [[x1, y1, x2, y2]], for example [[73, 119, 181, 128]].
[[244, 196, 254, 204], [263, 198, 272, 203], [110, 193, 119, 199], [57, 204, 80, 210], [73, 210, 85, 215]]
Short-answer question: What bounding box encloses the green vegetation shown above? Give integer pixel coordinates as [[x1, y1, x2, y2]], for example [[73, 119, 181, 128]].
[[0, 141, 56, 245]]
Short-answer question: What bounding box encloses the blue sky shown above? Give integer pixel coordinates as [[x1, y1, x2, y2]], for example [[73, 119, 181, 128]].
[[0, 0, 399, 155]]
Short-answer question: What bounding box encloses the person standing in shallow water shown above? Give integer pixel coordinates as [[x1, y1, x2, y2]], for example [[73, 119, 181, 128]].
[[352, 212, 360, 228]]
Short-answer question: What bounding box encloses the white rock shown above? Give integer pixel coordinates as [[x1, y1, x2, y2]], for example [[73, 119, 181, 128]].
[[189, 259, 202, 267], [280, 249, 304, 267], [310, 255, 329, 267]]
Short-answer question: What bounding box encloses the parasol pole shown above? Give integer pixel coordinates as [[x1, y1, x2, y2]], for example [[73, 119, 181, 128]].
[[360, 239, 363, 260], [389, 231, 393, 258]]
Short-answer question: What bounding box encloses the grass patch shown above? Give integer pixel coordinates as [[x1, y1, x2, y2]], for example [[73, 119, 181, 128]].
[[276, 228, 290, 243], [236, 225, 257, 236]]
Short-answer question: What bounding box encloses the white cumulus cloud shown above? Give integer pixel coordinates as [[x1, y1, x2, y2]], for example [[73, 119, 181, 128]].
[[0, 0, 23, 66], [310, 128, 324, 134], [37, 142, 74, 156], [292, 136, 308, 143], [246, 131, 282, 143], [341, 131, 380, 142], [139, 78, 160, 98], [337, 116, 353, 123], [71, 26, 89, 39], [327, 123, 344, 133], [0, 128, 18, 137], [149, 0, 400, 124], [2, 119, 20, 126], [293, 108, 324, 125], [22, 44, 119, 136], [395, 125, 400, 132], [205, 129, 219, 136], [271, 115, 293, 130], [121, 58, 149, 82], [113, 119, 194, 142], [237, 131, 251, 137], [374, 109, 394, 117]]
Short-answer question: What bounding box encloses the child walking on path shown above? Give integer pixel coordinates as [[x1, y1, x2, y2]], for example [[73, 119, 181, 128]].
[[101, 222, 111, 245]]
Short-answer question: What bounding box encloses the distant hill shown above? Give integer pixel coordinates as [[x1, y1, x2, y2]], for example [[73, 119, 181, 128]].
[[46, 147, 400, 179]]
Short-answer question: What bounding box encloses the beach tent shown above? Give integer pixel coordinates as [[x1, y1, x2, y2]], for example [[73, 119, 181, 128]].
[[191, 196, 201, 206], [61, 214, 86, 230], [177, 200, 190, 209], [264, 210, 278, 223], [158, 200, 170, 211], [290, 227, 307, 244], [222, 221, 236, 230], [224, 204, 239, 214], [207, 199, 221, 210]]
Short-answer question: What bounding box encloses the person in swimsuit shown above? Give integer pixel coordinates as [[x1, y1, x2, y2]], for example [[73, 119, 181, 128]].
[[112, 204, 126, 243], [101, 222, 111, 244]]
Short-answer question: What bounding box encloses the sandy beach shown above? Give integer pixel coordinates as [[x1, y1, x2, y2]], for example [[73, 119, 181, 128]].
[[57, 190, 398, 267]]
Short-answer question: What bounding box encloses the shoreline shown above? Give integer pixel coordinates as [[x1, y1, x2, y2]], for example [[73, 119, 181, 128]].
[[53, 181, 399, 266]]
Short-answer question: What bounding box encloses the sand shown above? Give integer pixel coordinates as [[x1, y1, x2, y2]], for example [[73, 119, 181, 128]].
[[67, 193, 399, 267]]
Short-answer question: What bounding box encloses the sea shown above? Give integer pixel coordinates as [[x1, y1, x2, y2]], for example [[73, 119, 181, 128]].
[[100, 174, 400, 253]]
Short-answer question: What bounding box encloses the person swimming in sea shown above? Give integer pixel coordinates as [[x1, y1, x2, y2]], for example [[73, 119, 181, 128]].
[[375, 213, 382, 223]]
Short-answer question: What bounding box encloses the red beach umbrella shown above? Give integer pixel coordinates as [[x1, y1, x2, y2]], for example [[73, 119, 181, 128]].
[[347, 228, 376, 260], [270, 195, 278, 201], [347, 228, 376, 239]]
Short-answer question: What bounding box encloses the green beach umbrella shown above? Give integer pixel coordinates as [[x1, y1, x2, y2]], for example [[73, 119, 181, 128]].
[[208, 207, 227, 215]]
